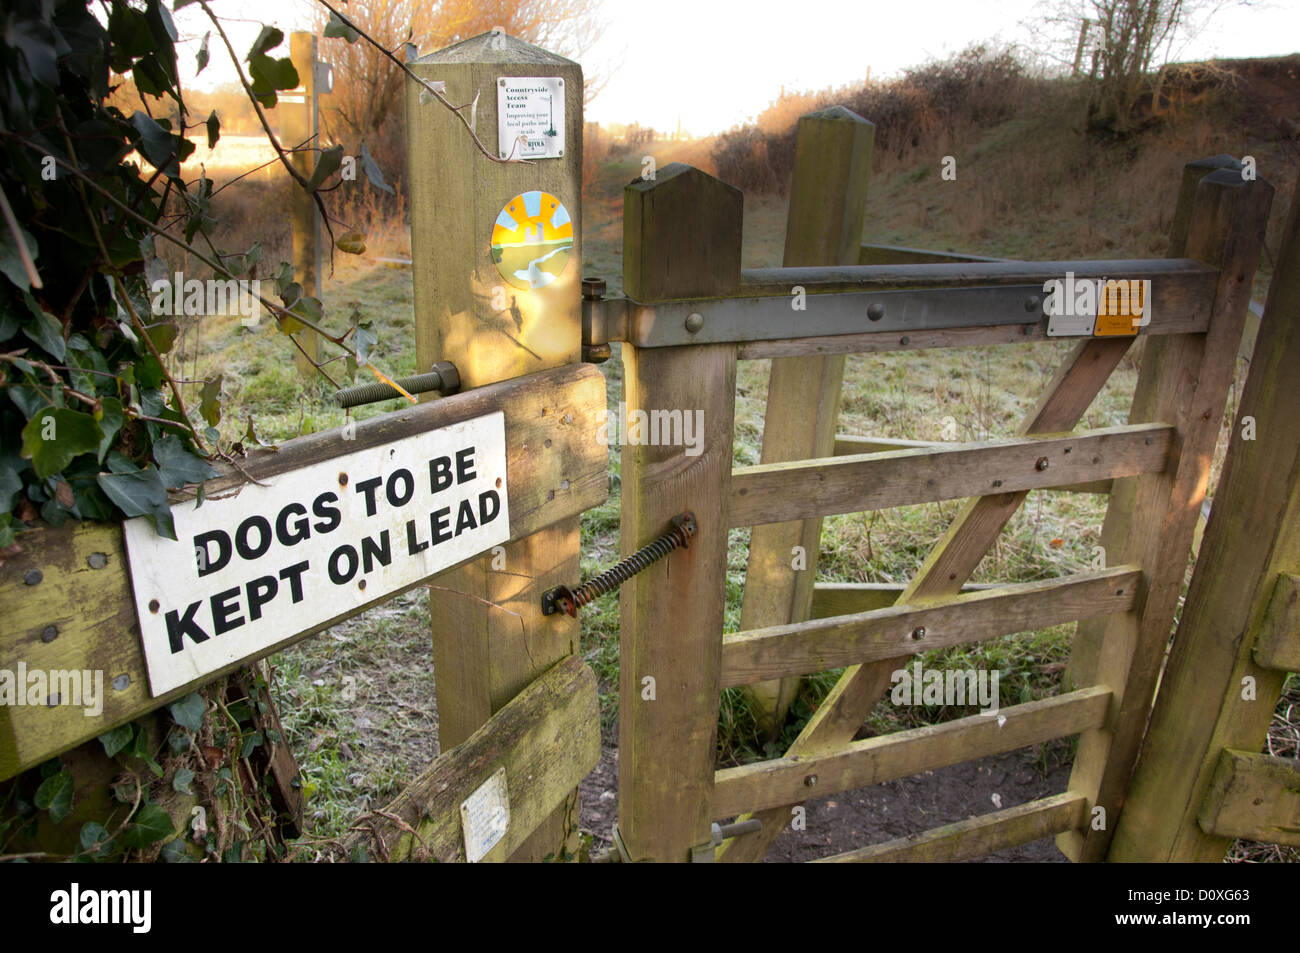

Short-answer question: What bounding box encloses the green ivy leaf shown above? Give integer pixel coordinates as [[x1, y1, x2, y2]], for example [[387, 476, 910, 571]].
[[143, 320, 179, 354], [20, 408, 103, 479], [199, 374, 222, 428], [98, 723, 135, 759], [21, 292, 66, 361], [0, 224, 39, 291], [130, 110, 183, 179], [159, 839, 194, 862], [360, 140, 396, 195], [239, 731, 264, 758], [0, 465, 22, 512], [196, 30, 210, 74], [95, 397, 124, 463], [34, 769, 74, 823], [351, 319, 377, 367], [248, 25, 285, 58], [121, 803, 174, 848], [79, 821, 112, 857], [97, 463, 176, 539], [323, 12, 360, 43], [167, 691, 205, 732], [153, 435, 218, 489], [172, 767, 195, 795], [306, 144, 344, 192]]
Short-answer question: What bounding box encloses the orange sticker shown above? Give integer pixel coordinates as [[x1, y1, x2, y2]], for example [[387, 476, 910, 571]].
[[1094, 279, 1149, 337]]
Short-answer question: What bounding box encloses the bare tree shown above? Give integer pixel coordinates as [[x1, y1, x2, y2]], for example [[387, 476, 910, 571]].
[[1023, 0, 1239, 133], [311, 0, 607, 148]]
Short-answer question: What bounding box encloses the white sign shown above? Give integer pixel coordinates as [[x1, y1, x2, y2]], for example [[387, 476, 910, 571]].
[[461, 767, 510, 862], [497, 76, 564, 159], [123, 413, 510, 697]]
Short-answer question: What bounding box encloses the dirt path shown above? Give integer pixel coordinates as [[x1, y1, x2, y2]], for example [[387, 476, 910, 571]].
[[578, 734, 1070, 863]]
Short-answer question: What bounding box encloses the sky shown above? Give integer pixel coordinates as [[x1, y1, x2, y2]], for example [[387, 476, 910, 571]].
[[176, 0, 1300, 137]]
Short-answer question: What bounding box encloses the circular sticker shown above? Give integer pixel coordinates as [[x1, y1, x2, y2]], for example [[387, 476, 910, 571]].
[[491, 190, 573, 290]]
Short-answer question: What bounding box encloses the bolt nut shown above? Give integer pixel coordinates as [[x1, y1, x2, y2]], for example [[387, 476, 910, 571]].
[[430, 360, 460, 392], [1025, 295, 1042, 312], [1035, 456, 1050, 471], [804, 774, 818, 788], [581, 277, 607, 300], [911, 626, 926, 640], [685, 312, 705, 333], [867, 303, 885, 321], [24, 569, 42, 586]]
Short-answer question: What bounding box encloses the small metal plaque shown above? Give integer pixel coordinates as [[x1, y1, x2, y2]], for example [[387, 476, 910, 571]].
[[461, 767, 510, 862], [497, 76, 564, 159]]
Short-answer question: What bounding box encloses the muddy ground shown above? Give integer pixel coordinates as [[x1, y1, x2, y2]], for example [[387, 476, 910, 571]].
[[578, 730, 1071, 863]]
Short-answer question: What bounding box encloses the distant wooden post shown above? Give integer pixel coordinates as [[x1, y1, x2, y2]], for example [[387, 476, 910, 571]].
[[1057, 167, 1272, 862], [286, 32, 320, 376], [1108, 179, 1300, 861], [405, 32, 584, 862], [740, 106, 873, 735], [618, 164, 742, 862]]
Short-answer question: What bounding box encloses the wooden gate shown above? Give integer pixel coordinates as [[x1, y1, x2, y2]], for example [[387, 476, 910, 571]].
[[600, 115, 1272, 861]]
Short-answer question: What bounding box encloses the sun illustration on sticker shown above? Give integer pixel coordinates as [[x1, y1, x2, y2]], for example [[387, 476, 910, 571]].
[[491, 190, 573, 291]]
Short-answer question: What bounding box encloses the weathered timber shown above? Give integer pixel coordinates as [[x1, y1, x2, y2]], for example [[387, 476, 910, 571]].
[[728, 423, 1170, 527], [813, 792, 1088, 862], [1196, 750, 1300, 848], [343, 655, 599, 862], [721, 567, 1141, 687], [1062, 167, 1273, 861], [712, 687, 1112, 819], [617, 164, 741, 862], [406, 32, 585, 862], [740, 106, 873, 735]]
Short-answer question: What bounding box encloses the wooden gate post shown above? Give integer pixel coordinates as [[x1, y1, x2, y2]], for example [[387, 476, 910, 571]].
[[618, 164, 742, 861], [286, 32, 320, 377], [1107, 179, 1300, 861], [740, 106, 873, 735], [1057, 167, 1272, 862], [405, 32, 584, 861]]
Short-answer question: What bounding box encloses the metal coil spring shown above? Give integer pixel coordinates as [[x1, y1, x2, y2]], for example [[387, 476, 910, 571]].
[[569, 529, 687, 610]]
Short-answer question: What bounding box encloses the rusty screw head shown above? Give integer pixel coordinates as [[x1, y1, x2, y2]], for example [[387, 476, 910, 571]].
[[804, 774, 818, 788], [1035, 456, 1050, 471], [911, 626, 927, 640]]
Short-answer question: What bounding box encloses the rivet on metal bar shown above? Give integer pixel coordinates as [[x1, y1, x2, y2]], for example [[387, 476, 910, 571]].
[[541, 512, 696, 617], [333, 360, 461, 408]]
